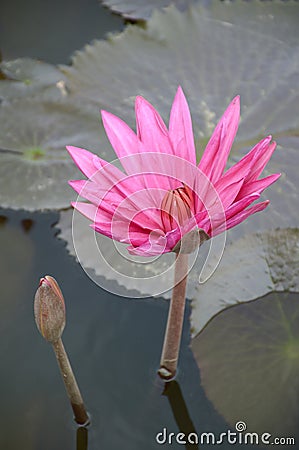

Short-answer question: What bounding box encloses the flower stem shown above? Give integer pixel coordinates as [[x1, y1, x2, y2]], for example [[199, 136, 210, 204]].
[[158, 253, 189, 380], [52, 338, 89, 425]]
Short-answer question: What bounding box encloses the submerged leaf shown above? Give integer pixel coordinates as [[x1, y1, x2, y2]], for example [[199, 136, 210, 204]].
[[190, 228, 299, 337], [192, 291, 299, 439], [0, 100, 111, 210]]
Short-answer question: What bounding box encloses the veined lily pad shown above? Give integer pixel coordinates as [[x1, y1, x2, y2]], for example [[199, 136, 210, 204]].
[[0, 99, 112, 210], [190, 228, 299, 337], [192, 291, 299, 438], [62, 1, 299, 152], [204, 0, 299, 47], [0, 58, 67, 102], [99, 0, 197, 21]]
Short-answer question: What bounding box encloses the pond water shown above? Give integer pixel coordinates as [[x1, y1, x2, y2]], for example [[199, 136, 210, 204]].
[[1, 1, 299, 449], [0, 207, 241, 450]]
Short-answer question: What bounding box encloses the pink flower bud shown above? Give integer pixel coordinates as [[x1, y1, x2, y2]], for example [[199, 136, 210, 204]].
[[34, 275, 66, 343]]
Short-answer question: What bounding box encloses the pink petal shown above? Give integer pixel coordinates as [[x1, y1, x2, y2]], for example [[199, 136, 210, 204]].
[[127, 233, 169, 256], [102, 111, 179, 193], [70, 178, 164, 230], [69, 179, 104, 205], [135, 95, 174, 155], [223, 200, 269, 233], [67, 146, 102, 179], [245, 141, 277, 183], [207, 193, 260, 236], [214, 178, 245, 209], [218, 136, 272, 188], [71, 201, 114, 240], [237, 173, 281, 199], [198, 96, 240, 183], [71, 201, 99, 221], [169, 86, 196, 164], [101, 110, 142, 174], [92, 222, 149, 246]]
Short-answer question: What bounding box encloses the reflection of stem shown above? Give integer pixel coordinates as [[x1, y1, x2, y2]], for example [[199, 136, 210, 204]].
[[76, 426, 88, 450], [158, 253, 188, 380], [52, 338, 89, 425], [163, 381, 199, 450]]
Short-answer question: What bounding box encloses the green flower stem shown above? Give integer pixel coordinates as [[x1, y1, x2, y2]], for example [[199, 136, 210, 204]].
[[158, 253, 189, 380], [52, 338, 89, 425]]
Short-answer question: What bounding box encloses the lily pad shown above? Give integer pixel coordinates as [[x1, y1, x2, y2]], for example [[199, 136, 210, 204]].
[[99, 0, 197, 21], [62, 1, 299, 151], [0, 58, 67, 102], [204, 0, 299, 47], [190, 228, 299, 337], [192, 291, 299, 439], [0, 99, 112, 210]]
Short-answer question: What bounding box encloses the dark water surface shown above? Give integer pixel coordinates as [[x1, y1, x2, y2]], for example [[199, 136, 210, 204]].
[[0, 0, 124, 64], [0, 208, 230, 450]]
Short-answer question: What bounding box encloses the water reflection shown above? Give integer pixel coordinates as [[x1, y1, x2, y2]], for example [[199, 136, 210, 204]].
[[21, 218, 34, 233], [0, 215, 7, 227], [163, 380, 199, 449], [76, 426, 88, 450]]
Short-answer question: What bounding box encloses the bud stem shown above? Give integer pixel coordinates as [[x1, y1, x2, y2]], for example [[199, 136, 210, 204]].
[[52, 338, 89, 425], [158, 253, 188, 380]]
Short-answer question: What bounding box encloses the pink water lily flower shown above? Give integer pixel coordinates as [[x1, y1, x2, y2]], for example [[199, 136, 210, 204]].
[[67, 87, 280, 257]]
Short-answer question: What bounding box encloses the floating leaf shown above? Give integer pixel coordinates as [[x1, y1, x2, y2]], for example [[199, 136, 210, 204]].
[[0, 58, 67, 102], [55, 2, 298, 298], [204, 0, 299, 47], [62, 1, 299, 151], [192, 291, 299, 439], [0, 99, 112, 210], [190, 228, 299, 337], [99, 0, 197, 21]]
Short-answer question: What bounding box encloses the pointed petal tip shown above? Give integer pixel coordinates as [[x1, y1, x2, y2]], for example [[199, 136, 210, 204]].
[[135, 95, 146, 107], [68, 179, 79, 188], [176, 85, 184, 95], [101, 109, 113, 123], [173, 85, 187, 103], [231, 95, 240, 105], [66, 145, 83, 157], [231, 95, 240, 109]]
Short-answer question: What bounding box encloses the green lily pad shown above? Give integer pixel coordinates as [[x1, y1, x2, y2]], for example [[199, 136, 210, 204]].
[[204, 0, 299, 47], [0, 99, 112, 210], [190, 228, 299, 337], [62, 1, 299, 151], [99, 0, 197, 21], [0, 58, 67, 102], [192, 291, 299, 439]]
